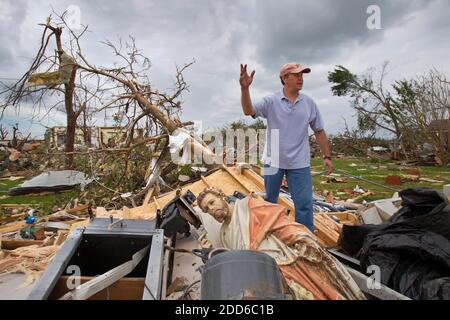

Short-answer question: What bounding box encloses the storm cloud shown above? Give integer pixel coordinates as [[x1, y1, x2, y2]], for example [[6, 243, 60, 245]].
[[0, 0, 449, 137]]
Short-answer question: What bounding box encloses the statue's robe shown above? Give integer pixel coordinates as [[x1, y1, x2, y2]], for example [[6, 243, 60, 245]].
[[220, 196, 365, 300]]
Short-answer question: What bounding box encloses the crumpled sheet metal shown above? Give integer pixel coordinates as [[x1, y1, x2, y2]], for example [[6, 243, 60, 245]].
[[9, 170, 93, 195]]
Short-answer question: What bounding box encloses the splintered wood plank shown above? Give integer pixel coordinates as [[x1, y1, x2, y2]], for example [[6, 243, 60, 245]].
[[202, 168, 249, 195], [139, 169, 247, 216], [241, 168, 265, 190], [222, 165, 262, 193], [313, 215, 340, 247], [0, 221, 27, 234], [66, 204, 89, 214], [143, 187, 155, 206], [153, 197, 161, 210], [200, 176, 210, 188], [0, 213, 27, 225], [0, 239, 44, 250], [128, 205, 155, 219], [0, 258, 22, 272], [122, 206, 131, 219], [94, 207, 108, 216], [320, 212, 359, 225], [250, 164, 262, 176], [54, 231, 68, 246], [68, 219, 90, 234]]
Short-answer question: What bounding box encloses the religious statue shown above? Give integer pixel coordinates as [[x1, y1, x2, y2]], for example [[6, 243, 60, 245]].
[[196, 187, 365, 300]]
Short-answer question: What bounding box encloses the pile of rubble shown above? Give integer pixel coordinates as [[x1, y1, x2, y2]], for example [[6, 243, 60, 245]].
[[1, 161, 449, 300], [0, 204, 90, 290]]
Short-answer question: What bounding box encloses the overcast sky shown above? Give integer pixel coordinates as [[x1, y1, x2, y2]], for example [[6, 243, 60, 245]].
[[1, 0, 449, 138]]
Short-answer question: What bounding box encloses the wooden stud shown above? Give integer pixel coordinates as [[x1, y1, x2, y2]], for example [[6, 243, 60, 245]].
[[143, 187, 155, 206], [0, 221, 27, 234], [0, 239, 44, 250], [66, 204, 89, 214], [0, 213, 27, 225], [200, 176, 210, 188], [54, 231, 68, 246]]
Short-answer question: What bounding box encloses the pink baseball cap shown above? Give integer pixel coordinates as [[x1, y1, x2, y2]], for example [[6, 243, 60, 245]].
[[279, 63, 311, 77]]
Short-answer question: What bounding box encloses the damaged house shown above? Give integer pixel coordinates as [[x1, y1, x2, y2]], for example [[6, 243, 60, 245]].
[[46, 126, 144, 149]]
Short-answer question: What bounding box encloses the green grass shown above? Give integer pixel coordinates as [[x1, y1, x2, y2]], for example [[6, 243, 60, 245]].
[[1, 157, 448, 212], [0, 178, 24, 191], [310, 157, 450, 203], [0, 178, 81, 215]]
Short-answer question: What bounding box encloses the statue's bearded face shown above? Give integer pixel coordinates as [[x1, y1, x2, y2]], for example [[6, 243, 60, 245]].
[[199, 192, 230, 223]]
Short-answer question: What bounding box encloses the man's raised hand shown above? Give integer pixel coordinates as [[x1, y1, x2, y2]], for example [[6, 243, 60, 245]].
[[239, 64, 255, 89]]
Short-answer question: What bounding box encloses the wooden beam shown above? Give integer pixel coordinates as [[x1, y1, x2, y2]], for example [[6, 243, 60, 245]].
[[221, 165, 259, 193], [0, 221, 27, 234], [153, 196, 161, 211], [241, 168, 264, 190], [54, 231, 68, 246], [200, 176, 210, 188], [0, 257, 22, 272], [143, 187, 155, 206], [0, 239, 44, 250], [68, 219, 90, 234], [0, 213, 27, 225], [66, 204, 89, 214]]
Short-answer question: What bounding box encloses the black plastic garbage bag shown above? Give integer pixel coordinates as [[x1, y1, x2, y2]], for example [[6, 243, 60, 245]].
[[360, 226, 450, 299], [340, 187, 450, 299], [339, 223, 381, 255], [388, 188, 450, 239]]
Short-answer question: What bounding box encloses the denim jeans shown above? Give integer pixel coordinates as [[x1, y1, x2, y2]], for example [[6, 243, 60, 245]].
[[263, 165, 314, 232]]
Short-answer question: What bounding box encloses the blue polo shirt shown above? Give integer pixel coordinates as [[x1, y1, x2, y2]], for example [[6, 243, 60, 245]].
[[253, 91, 324, 169]]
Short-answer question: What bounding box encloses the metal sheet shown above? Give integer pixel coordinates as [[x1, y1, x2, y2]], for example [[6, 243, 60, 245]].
[[9, 170, 93, 195], [143, 229, 164, 300]]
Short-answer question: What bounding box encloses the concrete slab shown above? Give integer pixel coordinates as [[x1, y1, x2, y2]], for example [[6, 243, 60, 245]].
[[361, 207, 383, 225], [375, 201, 399, 221]]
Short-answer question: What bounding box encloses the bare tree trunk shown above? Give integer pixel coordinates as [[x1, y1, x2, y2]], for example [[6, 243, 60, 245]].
[[52, 26, 78, 168], [65, 112, 76, 168], [63, 67, 78, 168], [11, 124, 18, 148], [0, 125, 7, 140]]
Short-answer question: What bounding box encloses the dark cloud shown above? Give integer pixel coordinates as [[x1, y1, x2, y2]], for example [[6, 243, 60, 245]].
[[0, 0, 448, 137], [0, 0, 28, 74], [248, 0, 431, 69]]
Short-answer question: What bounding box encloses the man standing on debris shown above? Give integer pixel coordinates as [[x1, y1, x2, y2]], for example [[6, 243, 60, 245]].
[[239, 63, 333, 232]]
